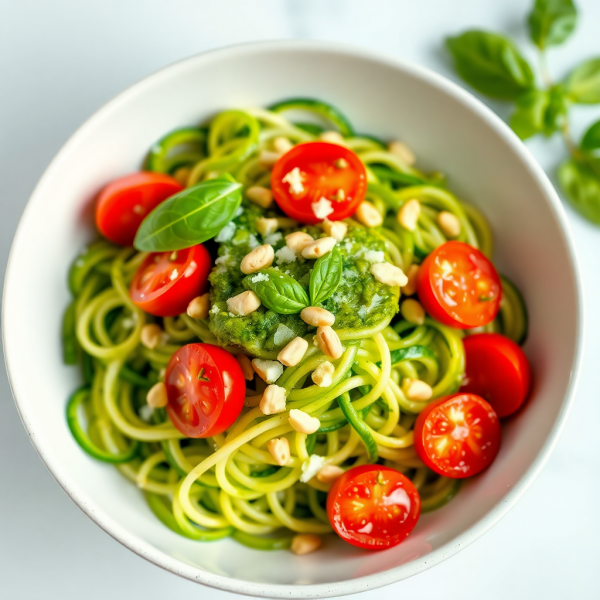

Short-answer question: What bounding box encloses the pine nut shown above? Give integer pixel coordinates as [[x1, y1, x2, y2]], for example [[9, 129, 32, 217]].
[[236, 354, 255, 381], [246, 186, 274, 209], [371, 262, 408, 287], [301, 236, 336, 259], [277, 337, 309, 367], [252, 358, 283, 384], [259, 150, 282, 168], [291, 534, 322, 555], [256, 217, 279, 237], [186, 293, 210, 320], [147, 382, 168, 408], [401, 298, 426, 325], [273, 136, 294, 154], [259, 384, 287, 415], [401, 264, 420, 296], [286, 231, 314, 253], [319, 131, 345, 145], [321, 218, 347, 242], [301, 306, 335, 327], [437, 211, 461, 239], [173, 166, 190, 187], [316, 464, 344, 484], [141, 324, 165, 349], [355, 201, 383, 227], [402, 378, 433, 401], [398, 198, 420, 231], [388, 141, 416, 166], [316, 326, 343, 359], [288, 409, 320, 434], [311, 361, 335, 387], [227, 291, 261, 316], [240, 244, 275, 274], [266, 437, 291, 466]]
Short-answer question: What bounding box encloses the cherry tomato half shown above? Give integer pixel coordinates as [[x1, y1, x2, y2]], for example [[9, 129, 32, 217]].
[[414, 393, 501, 479], [129, 244, 211, 317], [271, 141, 367, 224], [326, 465, 421, 550], [96, 172, 183, 246], [165, 343, 245, 438], [461, 333, 531, 418], [417, 241, 502, 329]]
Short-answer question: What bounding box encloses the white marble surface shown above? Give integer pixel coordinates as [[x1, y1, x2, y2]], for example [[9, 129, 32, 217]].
[[1, 0, 599, 598]]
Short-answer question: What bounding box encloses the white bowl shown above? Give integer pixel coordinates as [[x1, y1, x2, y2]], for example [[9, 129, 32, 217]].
[[3, 41, 583, 597]]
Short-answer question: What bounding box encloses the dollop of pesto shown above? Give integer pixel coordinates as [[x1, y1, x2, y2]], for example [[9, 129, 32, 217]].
[[208, 201, 399, 357]]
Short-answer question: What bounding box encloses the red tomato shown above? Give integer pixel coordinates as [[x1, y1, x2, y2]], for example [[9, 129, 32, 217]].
[[417, 241, 502, 329], [326, 465, 421, 550], [96, 172, 183, 246], [414, 393, 501, 479], [165, 343, 245, 438], [129, 244, 211, 317], [270, 142, 367, 224], [461, 333, 531, 418]]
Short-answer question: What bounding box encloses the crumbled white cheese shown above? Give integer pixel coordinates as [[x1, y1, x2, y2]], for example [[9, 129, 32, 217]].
[[251, 273, 270, 283], [273, 324, 296, 347], [215, 221, 236, 243], [252, 358, 284, 383], [248, 234, 260, 249], [264, 232, 283, 245], [276, 246, 297, 265], [235, 206, 244, 217], [358, 305, 367, 320], [138, 405, 154, 423], [210, 305, 220, 315], [228, 312, 237, 318], [368, 293, 384, 308], [343, 239, 353, 253], [312, 197, 334, 220], [363, 250, 385, 264], [300, 455, 326, 483], [282, 167, 305, 194]]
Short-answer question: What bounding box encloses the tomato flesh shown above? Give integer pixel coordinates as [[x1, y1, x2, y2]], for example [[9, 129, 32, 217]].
[[165, 343, 245, 438], [271, 141, 367, 224], [129, 244, 211, 317], [461, 333, 531, 418], [414, 393, 501, 478], [417, 241, 501, 329], [95, 172, 183, 246], [326, 465, 421, 550]]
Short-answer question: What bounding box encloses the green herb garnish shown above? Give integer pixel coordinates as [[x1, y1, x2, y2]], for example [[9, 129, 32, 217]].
[[197, 368, 210, 382], [309, 247, 343, 306]]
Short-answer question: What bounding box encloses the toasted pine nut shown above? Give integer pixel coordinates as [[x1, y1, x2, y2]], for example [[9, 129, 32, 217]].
[[319, 131, 345, 145], [316, 464, 344, 484], [259, 384, 287, 415], [401, 298, 426, 325], [236, 354, 255, 381], [256, 217, 279, 237], [147, 382, 168, 408], [355, 201, 383, 227], [321, 218, 347, 242], [186, 293, 210, 320], [173, 166, 190, 187], [437, 211, 461, 239], [277, 337, 309, 367], [141, 324, 165, 349], [259, 149, 282, 168], [291, 533, 322, 555], [267, 437, 291, 466], [273, 136, 294, 154], [402, 378, 433, 401], [311, 361, 335, 387], [227, 291, 261, 316], [277, 217, 299, 229], [398, 198, 420, 231], [286, 231, 314, 253], [252, 358, 284, 384], [301, 236, 336, 259], [288, 409, 320, 434], [371, 262, 408, 287], [316, 326, 343, 359], [388, 140, 416, 166], [401, 264, 420, 296], [301, 306, 335, 327], [240, 244, 275, 274], [246, 186, 274, 209]]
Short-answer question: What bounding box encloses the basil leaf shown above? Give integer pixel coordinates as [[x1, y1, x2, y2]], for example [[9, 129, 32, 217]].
[[510, 89, 549, 140], [134, 176, 242, 251], [558, 158, 600, 224], [565, 58, 600, 104], [543, 85, 569, 136], [243, 269, 309, 315], [376, 345, 438, 368], [528, 0, 577, 49], [580, 120, 600, 177], [446, 31, 535, 100], [309, 247, 343, 305]]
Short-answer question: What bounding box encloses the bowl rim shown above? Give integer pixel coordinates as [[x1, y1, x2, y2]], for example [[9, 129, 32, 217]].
[[2, 39, 584, 598]]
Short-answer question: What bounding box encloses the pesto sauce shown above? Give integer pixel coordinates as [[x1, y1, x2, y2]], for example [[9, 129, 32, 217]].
[[208, 201, 398, 357]]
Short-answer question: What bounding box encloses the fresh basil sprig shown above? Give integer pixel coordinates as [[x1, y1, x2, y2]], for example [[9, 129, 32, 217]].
[[309, 247, 343, 305], [446, 0, 600, 226], [134, 175, 242, 251], [243, 269, 309, 314]]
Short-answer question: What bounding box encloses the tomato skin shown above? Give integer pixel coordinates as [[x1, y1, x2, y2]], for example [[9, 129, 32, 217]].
[[414, 393, 501, 479], [129, 244, 211, 317], [95, 172, 183, 246], [165, 343, 245, 438], [461, 333, 531, 418], [271, 141, 367, 224], [417, 241, 502, 329], [326, 465, 421, 550]]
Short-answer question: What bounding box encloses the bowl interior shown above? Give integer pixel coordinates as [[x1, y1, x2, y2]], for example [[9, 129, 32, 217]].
[[3, 42, 580, 597]]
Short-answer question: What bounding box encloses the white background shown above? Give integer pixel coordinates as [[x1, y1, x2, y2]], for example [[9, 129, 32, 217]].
[[1, 0, 599, 598]]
